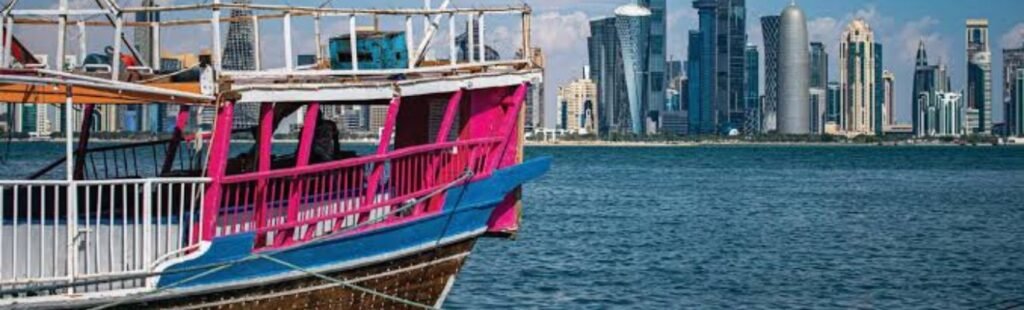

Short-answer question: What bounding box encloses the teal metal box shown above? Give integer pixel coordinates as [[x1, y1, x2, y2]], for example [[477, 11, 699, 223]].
[[329, 31, 409, 70]]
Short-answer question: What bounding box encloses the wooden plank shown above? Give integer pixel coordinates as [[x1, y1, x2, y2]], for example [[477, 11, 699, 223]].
[[0, 82, 205, 105]]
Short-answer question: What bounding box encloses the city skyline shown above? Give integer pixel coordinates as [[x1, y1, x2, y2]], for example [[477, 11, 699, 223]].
[[8, 0, 1024, 131]]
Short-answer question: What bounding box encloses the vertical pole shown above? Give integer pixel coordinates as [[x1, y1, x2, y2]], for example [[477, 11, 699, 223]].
[[277, 102, 319, 246], [211, 0, 222, 72], [424, 0, 431, 40], [2, 17, 12, 68], [160, 106, 191, 175], [112, 13, 123, 80], [284, 12, 293, 71], [73, 104, 94, 180], [405, 15, 415, 69], [522, 12, 532, 63], [488, 83, 528, 171], [478, 14, 486, 63], [77, 21, 86, 66], [448, 13, 456, 66], [64, 85, 76, 289], [349, 15, 358, 71], [361, 97, 400, 224], [56, 0, 67, 71], [466, 13, 474, 63], [252, 102, 273, 246], [423, 89, 463, 214], [152, 22, 161, 71], [313, 14, 322, 66], [252, 15, 261, 71], [200, 101, 234, 241]]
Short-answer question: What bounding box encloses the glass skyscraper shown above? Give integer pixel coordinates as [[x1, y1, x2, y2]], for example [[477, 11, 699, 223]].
[[615, 5, 652, 135], [744, 45, 760, 134], [1005, 44, 1024, 136], [760, 15, 781, 132], [966, 19, 992, 134], [587, 4, 660, 136], [689, 0, 747, 134], [809, 42, 828, 89], [638, 0, 667, 120]]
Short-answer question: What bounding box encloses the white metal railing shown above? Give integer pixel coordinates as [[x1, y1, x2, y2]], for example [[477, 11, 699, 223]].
[[0, 178, 209, 296], [1, 1, 534, 82]]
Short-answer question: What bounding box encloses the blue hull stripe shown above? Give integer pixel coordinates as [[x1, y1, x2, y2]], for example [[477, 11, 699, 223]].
[[157, 157, 551, 290]]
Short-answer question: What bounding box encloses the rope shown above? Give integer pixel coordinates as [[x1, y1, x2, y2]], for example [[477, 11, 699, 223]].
[[76, 170, 475, 309]]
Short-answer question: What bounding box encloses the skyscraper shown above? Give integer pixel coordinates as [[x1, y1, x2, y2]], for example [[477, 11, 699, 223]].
[[777, 3, 809, 134], [912, 40, 934, 136], [839, 19, 881, 136], [588, 5, 653, 136], [760, 15, 781, 133], [1014, 69, 1024, 136], [615, 4, 652, 135], [827, 82, 840, 125], [1002, 43, 1024, 136], [557, 69, 599, 135], [687, 29, 712, 134], [966, 19, 992, 134], [744, 44, 760, 134], [809, 42, 828, 89], [690, 0, 747, 134], [638, 0, 666, 119], [810, 42, 828, 134], [883, 71, 895, 126], [133, 0, 159, 66], [223, 0, 256, 71], [221, 0, 258, 129], [589, 17, 627, 136]]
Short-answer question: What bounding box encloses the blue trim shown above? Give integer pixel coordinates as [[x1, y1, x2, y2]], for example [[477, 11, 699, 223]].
[[157, 157, 551, 289]]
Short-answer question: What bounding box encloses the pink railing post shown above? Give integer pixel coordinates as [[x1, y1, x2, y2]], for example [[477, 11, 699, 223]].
[[488, 83, 529, 171], [200, 100, 235, 241], [361, 96, 401, 224], [252, 103, 274, 246], [160, 105, 192, 175], [73, 104, 95, 180], [422, 89, 463, 214], [276, 102, 319, 246]]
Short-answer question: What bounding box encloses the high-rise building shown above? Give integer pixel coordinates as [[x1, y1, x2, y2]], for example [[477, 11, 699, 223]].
[[826, 82, 840, 125], [557, 69, 599, 135], [744, 44, 760, 134], [519, 48, 546, 131], [966, 19, 992, 134], [809, 88, 826, 134], [810, 42, 828, 89], [1014, 70, 1024, 136], [839, 19, 882, 136], [615, 4, 652, 135], [222, 0, 258, 129], [760, 15, 781, 132], [638, 0, 666, 118], [589, 17, 627, 136], [588, 4, 660, 136], [1002, 44, 1024, 136], [917, 91, 966, 137], [777, 3, 809, 135], [689, 5, 715, 135], [133, 0, 159, 66], [883, 71, 895, 126], [689, 0, 746, 134]]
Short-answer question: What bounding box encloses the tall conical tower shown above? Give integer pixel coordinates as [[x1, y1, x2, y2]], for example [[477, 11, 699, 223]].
[[222, 0, 255, 71]]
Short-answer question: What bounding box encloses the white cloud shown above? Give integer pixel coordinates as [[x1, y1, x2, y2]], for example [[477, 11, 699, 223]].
[[1001, 23, 1024, 49], [531, 11, 591, 55]]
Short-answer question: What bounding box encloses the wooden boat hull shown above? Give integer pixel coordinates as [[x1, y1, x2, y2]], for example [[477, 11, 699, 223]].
[[135, 237, 477, 309]]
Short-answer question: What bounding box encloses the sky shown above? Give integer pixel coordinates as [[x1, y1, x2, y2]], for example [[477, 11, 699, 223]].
[[11, 0, 1024, 125]]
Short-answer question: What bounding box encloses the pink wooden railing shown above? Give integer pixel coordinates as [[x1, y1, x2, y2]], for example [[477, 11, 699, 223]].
[[212, 137, 502, 250]]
